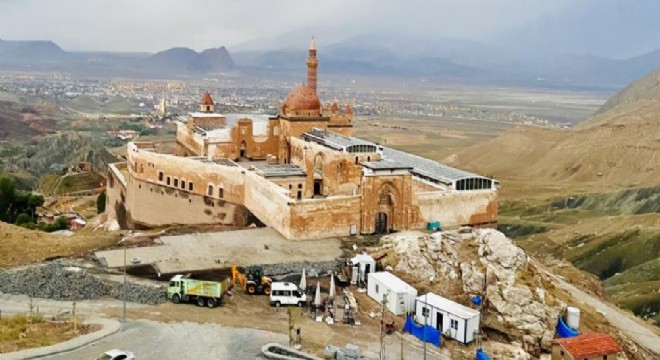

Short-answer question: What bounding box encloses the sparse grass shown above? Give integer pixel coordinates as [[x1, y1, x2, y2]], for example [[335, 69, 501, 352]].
[[0, 221, 121, 268], [0, 312, 99, 353]]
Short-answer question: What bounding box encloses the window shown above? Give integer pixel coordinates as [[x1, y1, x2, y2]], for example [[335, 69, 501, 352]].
[[289, 184, 292, 189], [181, 180, 186, 189], [189, 182, 193, 191], [166, 176, 171, 186], [375, 284, 379, 294], [173, 178, 178, 187], [355, 157, 358, 165], [158, 171, 163, 182], [422, 307, 430, 317], [218, 188, 224, 198], [450, 319, 459, 330], [208, 185, 214, 196], [298, 184, 302, 189]]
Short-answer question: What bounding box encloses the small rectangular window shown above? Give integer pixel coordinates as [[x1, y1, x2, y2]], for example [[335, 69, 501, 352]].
[[158, 171, 163, 181], [166, 176, 171, 186], [189, 182, 193, 191], [181, 180, 186, 189], [450, 319, 459, 330], [218, 188, 224, 198], [422, 307, 430, 316], [173, 178, 178, 187], [375, 284, 379, 293], [208, 185, 214, 196]]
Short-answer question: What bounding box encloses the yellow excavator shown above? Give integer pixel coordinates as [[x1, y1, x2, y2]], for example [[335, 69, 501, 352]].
[[231, 264, 272, 295]]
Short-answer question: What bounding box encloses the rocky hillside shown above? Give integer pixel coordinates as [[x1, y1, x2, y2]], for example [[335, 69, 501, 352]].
[[446, 67, 660, 191], [376, 229, 654, 359], [597, 67, 660, 114], [8, 132, 117, 178]]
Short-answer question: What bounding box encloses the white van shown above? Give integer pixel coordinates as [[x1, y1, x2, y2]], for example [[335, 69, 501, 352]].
[[269, 282, 307, 307]]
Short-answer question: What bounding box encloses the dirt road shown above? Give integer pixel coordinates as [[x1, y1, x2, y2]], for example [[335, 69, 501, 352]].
[[543, 267, 660, 355]]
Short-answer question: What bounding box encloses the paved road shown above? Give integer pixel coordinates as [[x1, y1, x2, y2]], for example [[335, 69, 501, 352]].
[[537, 263, 660, 356], [44, 319, 287, 360]]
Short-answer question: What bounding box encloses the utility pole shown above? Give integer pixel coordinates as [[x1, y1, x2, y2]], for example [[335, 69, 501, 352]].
[[379, 292, 388, 360], [123, 238, 127, 323], [423, 292, 428, 360]]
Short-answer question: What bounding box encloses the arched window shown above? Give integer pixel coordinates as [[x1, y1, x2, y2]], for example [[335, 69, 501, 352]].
[[379, 192, 393, 205]]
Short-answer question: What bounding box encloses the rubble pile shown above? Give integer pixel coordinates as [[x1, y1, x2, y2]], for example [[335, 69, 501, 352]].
[[260, 260, 339, 277], [381, 229, 564, 356], [0, 260, 165, 304]]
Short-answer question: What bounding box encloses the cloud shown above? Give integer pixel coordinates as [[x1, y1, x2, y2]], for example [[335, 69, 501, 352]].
[[0, 0, 572, 52], [0, 0, 657, 58]]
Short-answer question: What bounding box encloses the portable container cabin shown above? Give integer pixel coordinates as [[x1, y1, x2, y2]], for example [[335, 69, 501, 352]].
[[414, 292, 481, 344], [367, 272, 417, 315]]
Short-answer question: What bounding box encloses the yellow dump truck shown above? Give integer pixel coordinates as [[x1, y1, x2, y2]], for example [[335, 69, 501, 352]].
[[167, 274, 229, 308]]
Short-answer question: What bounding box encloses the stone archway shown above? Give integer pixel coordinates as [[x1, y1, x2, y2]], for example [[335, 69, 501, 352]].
[[239, 141, 247, 159], [313, 152, 325, 196], [374, 183, 397, 234]]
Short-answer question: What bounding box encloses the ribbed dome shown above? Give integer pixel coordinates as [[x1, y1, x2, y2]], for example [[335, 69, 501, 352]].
[[282, 85, 320, 111]]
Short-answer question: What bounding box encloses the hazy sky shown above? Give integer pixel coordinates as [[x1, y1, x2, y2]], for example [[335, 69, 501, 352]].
[[0, 0, 658, 58]]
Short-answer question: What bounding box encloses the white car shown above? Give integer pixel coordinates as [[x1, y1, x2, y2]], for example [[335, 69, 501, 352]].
[[96, 349, 136, 360]]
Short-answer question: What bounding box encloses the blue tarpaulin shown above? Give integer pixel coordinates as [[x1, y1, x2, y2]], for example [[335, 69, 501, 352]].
[[403, 315, 441, 347], [476, 348, 491, 360], [556, 316, 579, 338]]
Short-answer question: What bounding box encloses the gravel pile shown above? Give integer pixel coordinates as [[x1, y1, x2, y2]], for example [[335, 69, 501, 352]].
[[111, 282, 166, 305], [0, 260, 166, 304], [260, 260, 339, 277]]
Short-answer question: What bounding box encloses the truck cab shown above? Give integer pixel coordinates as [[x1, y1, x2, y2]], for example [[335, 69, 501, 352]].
[[167, 274, 184, 300], [269, 282, 307, 307]]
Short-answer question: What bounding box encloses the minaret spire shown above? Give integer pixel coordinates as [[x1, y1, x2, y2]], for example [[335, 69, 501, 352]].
[[307, 37, 318, 95]]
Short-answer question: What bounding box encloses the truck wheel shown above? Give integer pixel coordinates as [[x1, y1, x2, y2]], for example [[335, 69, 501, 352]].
[[297, 301, 305, 307], [274, 301, 281, 308], [197, 297, 206, 307], [264, 287, 271, 295], [172, 294, 181, 304], [247, 285, 256, 294], [206, 298, 216, 308]]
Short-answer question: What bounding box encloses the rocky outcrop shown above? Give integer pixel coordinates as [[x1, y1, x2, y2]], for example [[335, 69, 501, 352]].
[[381, 229, 564, 356]]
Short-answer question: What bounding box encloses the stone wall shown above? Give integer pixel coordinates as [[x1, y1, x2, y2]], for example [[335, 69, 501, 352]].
[[289, 137, 374, 197], [176, 122, 204, 156], [414, 190, 498, 229], [106, 163, 128, 228], [210, 118, 280, 160], [288, 195, 362, 239]]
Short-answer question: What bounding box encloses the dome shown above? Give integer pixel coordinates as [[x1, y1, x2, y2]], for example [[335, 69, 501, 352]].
[[282, 85, 320, 112]]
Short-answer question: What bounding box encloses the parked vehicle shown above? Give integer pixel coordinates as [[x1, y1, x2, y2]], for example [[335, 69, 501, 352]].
[[96, 349, 136, 360], [167, 274, 229, 308], [269, 282, 307, 307], [231, 264, 272, 295]]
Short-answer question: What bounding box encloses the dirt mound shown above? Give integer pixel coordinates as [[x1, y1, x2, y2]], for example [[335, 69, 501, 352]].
[[0, 221, 119, 268], [597, 67, 660, 114]]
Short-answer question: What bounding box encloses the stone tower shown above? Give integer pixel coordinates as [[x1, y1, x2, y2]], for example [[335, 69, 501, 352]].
[[199, 92, 215, 113], [306, 38, 318, 94]]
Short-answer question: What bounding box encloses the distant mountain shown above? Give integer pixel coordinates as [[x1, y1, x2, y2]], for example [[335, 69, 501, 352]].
[[0, 39, 234, 77], [0, 39, 70, 64], [596, 67, 660, 114], [234, 32, 660, 88]]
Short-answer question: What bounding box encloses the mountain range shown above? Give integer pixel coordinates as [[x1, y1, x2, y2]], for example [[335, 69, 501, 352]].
[[2, 36, 660, 88], [0, 39, 234, 77]]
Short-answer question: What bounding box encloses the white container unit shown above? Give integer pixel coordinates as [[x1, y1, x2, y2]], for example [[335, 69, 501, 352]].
[[414, 293, 481, 344], [367, 272, 418, 315], [351, 253, 376, 283], [566, 307, 580, 330]]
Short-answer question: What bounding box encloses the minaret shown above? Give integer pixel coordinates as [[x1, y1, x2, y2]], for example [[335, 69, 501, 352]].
[[306, 37, 318, 94]]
